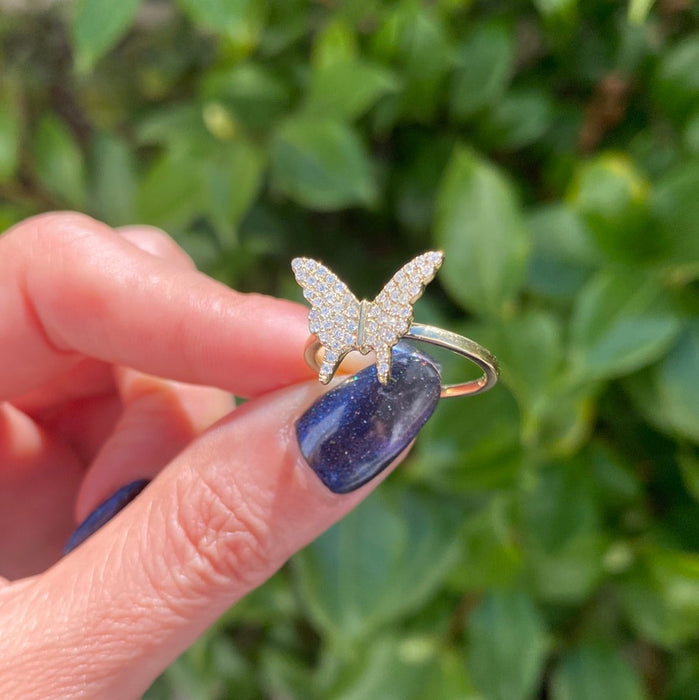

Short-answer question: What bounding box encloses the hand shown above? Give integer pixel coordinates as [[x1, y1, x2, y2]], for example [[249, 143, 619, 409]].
[[0, 213, 440, 699]]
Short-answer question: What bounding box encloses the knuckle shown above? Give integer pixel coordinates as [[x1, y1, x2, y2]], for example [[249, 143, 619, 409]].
[[5, 211, 103, 250], [24, 212, 115, 271], [166, 470, 274, 597], [118, 226, 195, 268], [33, 211, 106, 245]]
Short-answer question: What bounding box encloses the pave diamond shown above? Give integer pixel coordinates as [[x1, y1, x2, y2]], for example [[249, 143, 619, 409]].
[[292, 251, 444, 384]]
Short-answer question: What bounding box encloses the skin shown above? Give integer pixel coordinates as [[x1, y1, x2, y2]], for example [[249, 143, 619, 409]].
[[0, 213, 407, 699]]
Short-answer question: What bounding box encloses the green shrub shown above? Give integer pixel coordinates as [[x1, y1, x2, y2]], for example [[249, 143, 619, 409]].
[[1, 1, 697, 698]]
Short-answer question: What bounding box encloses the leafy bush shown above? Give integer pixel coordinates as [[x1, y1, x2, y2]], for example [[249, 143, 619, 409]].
[[1, 0, 698, 698]]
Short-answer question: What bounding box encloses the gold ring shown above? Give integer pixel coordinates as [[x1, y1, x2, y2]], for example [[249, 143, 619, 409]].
[[292, 251, 500, 399]]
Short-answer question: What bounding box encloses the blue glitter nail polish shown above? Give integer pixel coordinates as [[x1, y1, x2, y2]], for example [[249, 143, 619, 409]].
[[296, 344, 441, 494], [64, 479, 150, 554]]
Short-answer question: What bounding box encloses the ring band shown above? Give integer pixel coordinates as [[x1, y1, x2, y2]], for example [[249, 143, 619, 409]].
[[304, 323, 499, 399]]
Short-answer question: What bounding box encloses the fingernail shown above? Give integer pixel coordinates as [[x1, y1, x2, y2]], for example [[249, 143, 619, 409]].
[[296, 343, 441, 494], [64, 479, 150, 554]]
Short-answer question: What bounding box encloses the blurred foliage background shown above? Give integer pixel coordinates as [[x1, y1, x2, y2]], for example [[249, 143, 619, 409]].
[[1, 0, 699, 697]]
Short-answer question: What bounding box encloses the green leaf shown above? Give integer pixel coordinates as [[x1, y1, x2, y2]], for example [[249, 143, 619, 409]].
[[323, 635, 438, 700], [136, 104, 208, 146], [487, 310, 596, 454], [256, 0, 308, 55], [371, 3, 453, 126], [666, 652, 699, 700], [175, 0, 265, 47], [0, 82, 21, 182], [88, 132, 136, 226], [434, 146, 530, 316], [651, 159, 699, 275], [533, 0, 578, 24], [490, 310, 563, 413], [467, 590, 548, 700], [588, 442, 643, 510], [304, 58, 399, 121], [136, 146, 208, 230], [653, 35, 699, 119], [684, 109, 699, 153], [259, 646, 316, 700], [551, 643, 647, 700], [71, 0, 140, 72], [33, 115, 86, 208], [411, 374, 522, 493], [201, 63, 291, 131], [569, 270, 681, 381], [393, 133, 454, 236], [526, 204, 601, 302], [624, 319, 699, 443], [567, 153, 654, 263], [206, 139, 266, 245], [422, 648, 482, 700], [627, 0, 654, 25], [145, 631, 258, 700], [480, 88, 555, 150], [271, 117, 375, 210], [520, 460, 606, 602], [678, 451, 699, 502], [534, 383, 598, 457], [311, 17, 358, 68], [449, 23, 514, 122], [619, 547, 699, 648], [450, 497, 522, 591], [293, 489, 460, 642]]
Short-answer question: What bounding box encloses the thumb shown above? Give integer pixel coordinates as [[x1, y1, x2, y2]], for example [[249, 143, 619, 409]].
[[0, 349, 440, 700]]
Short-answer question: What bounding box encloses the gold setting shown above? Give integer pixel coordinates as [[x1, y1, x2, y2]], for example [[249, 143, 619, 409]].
[[292, 251, 499, 398]]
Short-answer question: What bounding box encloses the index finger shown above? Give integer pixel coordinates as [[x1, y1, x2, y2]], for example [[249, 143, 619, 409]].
[[0, 212, 313, 399]]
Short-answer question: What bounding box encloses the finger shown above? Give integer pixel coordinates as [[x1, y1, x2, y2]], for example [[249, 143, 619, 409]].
[[12, 360, 121, 466], [0, 212, 312, 401], [0, 404, 82, 579], [0, 226, 228, 578], [73, 226, 234, 517], [8, 225, 204, 468], [10, 359, 116, 416], [74, 368, 234, 521], [0, 350, 441, 699], [27, 391, 123, 466], [9, 225, 194, 415]]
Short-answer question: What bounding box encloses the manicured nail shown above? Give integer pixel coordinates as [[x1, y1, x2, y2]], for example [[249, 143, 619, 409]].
[[64, 479, 150, 555], [296, 343, 441, 494]]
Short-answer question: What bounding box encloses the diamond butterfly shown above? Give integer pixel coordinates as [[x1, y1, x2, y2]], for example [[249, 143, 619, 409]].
[[291, 251, 444, 385]]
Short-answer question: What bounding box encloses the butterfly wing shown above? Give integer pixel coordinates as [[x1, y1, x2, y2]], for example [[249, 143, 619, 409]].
[[291, 257, 360, 383], [364, 251, 444, 383]]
